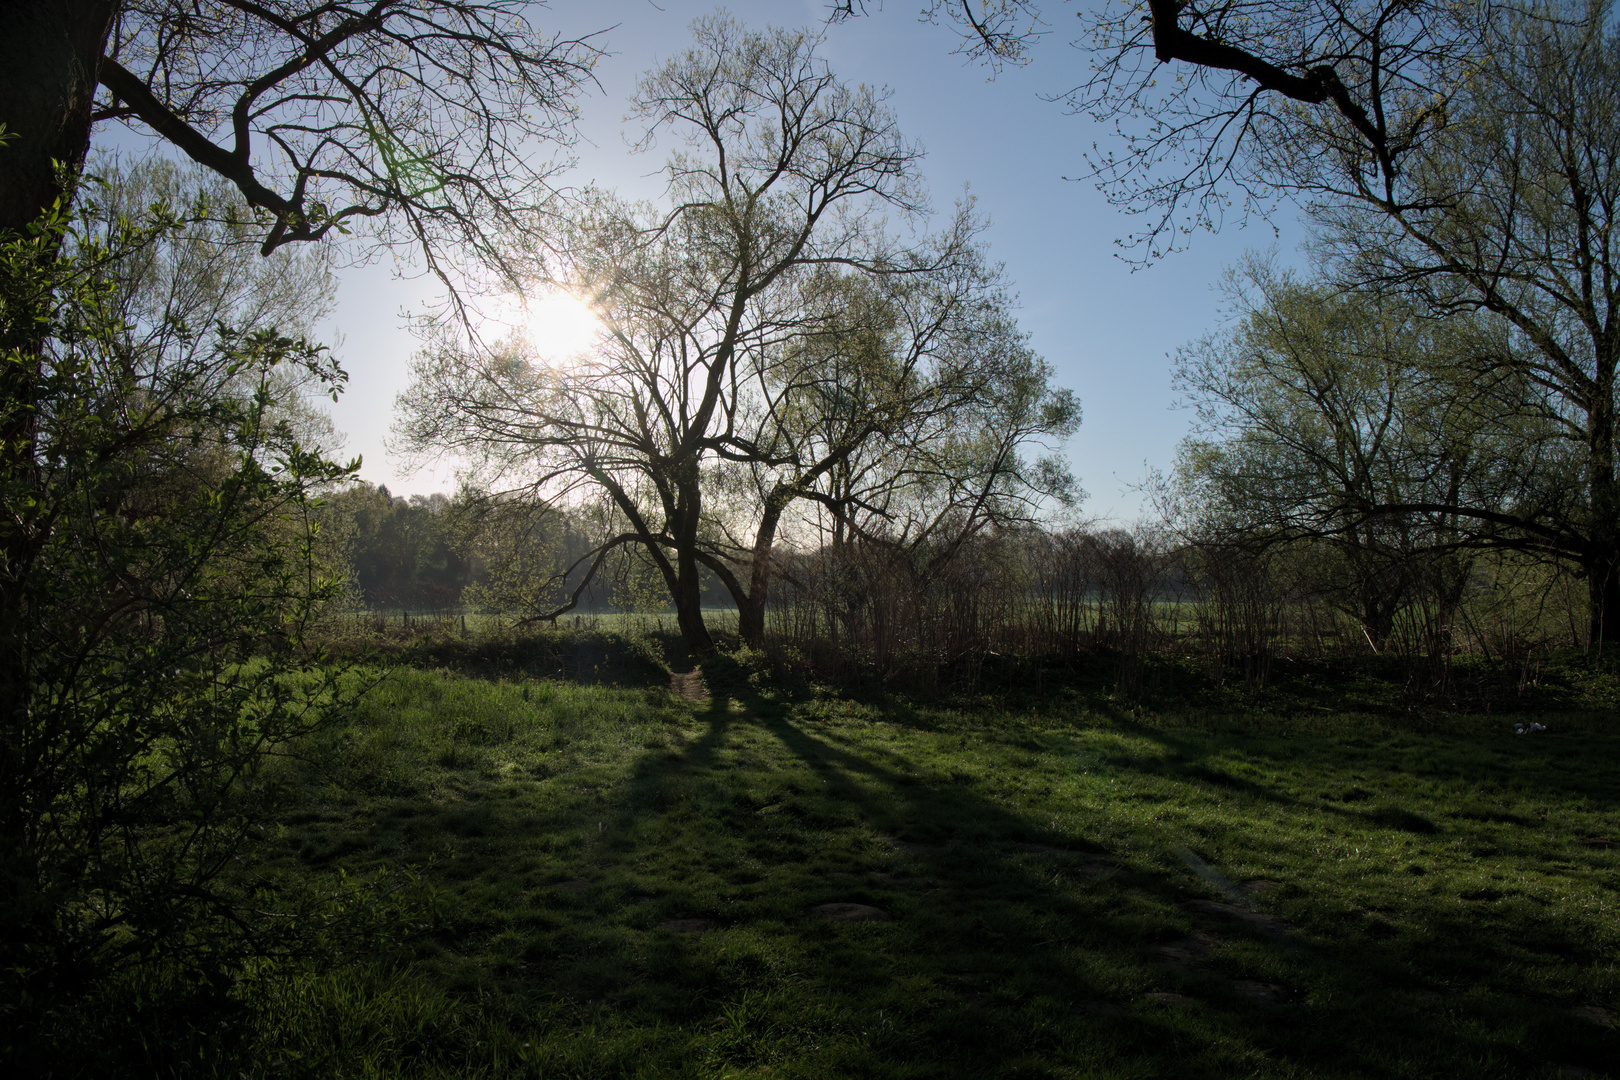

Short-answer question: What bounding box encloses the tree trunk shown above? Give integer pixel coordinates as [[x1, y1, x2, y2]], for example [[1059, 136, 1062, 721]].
[[1361, 599, 1395, 653], [1586, 545, 1620, 651], [0, 0, 117, 942], [673, 545, 714, 657], [1586, 366, 1618, 651], [736, 494, 788, 648], [736, 593, 765, 647], [0, 2, 114, 234], [668, 470, 715, 657]]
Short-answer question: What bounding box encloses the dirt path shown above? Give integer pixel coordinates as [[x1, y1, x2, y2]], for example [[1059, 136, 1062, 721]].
[[668, 669, 709, 701]]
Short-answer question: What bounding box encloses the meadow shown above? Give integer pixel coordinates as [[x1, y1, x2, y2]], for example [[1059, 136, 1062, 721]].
[[57, 630, 1620, 1079]]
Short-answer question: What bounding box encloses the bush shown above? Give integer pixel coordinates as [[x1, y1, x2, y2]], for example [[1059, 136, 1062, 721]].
[[0, 173, 357, 1052]]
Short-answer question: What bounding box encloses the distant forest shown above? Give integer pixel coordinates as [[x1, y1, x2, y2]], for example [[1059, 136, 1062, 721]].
[[326, 483, 728, 615]]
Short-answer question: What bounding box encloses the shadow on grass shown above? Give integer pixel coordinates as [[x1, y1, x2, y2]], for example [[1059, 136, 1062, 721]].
[[177, 648, 1620, 1080], [526, 659, 1619, 1078]]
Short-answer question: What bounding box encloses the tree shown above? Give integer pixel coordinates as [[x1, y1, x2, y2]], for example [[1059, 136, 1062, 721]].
[[1291, 3, 1620, 646], [700, 242, 1079, 644], [857, 1, 1620, 645], [397, 17, 1079, 654], [324, 484, 480, 612], [1, 2, 596, 259], [834, 0, 1493, 258], [0, 6, 597, 943], [1172, 259, 1560, 647], [0, 172, 356, 1021], [0, 6, 593, 983], [1, 0, 597, 727], [85, 156, 346, 444]]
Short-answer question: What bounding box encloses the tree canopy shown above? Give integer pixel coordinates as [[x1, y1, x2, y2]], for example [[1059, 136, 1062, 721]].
[[2, 1, 598, 281], [836, 0, 1495, 258]]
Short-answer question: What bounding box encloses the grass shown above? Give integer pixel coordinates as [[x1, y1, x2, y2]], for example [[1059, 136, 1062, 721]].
[[52, 640, 1620, 1077]]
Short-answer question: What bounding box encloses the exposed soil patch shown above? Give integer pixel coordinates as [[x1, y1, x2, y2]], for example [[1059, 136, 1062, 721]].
[[1242, 879, 1282, 893], [668, 669, 709, 701]]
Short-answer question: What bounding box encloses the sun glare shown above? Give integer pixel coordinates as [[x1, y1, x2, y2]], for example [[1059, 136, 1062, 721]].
[[519, 289, 602, 360]]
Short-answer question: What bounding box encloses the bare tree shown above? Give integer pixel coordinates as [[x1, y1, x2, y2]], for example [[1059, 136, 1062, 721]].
[[708, 233, 1079, 644], [397, 16, 1079, 654]]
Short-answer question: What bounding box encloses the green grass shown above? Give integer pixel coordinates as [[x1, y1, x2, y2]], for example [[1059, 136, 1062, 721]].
[[77, 648, 1620, 1077]]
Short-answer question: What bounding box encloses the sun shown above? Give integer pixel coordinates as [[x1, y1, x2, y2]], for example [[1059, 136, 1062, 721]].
[[519, 289, 603, 360]]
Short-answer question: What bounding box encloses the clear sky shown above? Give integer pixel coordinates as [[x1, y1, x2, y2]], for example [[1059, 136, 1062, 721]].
[[310, 0, 1306, 521]]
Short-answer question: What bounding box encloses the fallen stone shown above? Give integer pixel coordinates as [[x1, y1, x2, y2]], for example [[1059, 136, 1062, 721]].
[[811, 902, 891, 922]]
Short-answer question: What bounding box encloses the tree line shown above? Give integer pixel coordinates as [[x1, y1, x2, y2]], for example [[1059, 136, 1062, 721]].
[[324, 482, 729, 617]]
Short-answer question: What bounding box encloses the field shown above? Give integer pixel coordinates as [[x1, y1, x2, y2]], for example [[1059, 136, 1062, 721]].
[[60, 633, 1620, 1078]]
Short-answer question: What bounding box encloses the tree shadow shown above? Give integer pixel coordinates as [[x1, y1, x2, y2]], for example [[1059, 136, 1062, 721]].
[[524, 668, 1619, 1077], [265, 655, 1618, 1077]]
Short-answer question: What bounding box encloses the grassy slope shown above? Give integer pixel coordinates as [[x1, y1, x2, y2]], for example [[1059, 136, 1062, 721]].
[[233, 651, 1620, 1079]]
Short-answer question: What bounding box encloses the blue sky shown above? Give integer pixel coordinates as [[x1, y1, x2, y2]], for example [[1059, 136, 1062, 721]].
[[303, 0, 1307, 521]]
